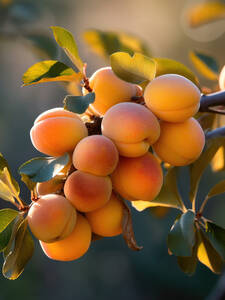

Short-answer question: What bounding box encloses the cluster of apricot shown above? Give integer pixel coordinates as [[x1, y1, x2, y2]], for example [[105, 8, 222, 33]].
[[27, 66, 205, 262]]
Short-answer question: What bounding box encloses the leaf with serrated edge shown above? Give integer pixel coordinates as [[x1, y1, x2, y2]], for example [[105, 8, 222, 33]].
[[197, 229, 223, 274], [132, 167, 183, 211], [189, 136, 224, 203], [0, 209, 19, 252], [51, 26, 84, 72], [154, 57, 199, 87], [64, 93, 95, 114], [18, 153, 70, 183], [3, 219, 34, 280], [189, 51, 219, 81], [110, 52, 156, 84], [167, 210, 195, 257], [22, 60, 82, 86], [205, 221, 225, 261]]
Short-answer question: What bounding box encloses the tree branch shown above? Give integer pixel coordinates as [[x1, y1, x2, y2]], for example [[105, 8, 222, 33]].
[[199, 91, 225, 114]]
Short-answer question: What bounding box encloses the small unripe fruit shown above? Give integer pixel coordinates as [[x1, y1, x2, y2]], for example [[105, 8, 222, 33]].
[[86, 192, 123, 237], [111, 153, 163, 201], [30, 108, 88, 157], [40, 214, 91, 261], [102, 102, 160, 157], [83, 67, 142, 115], [28, 194, 77, 243], [144, 74, 201, 122], [73, 135, 119, 176], [153, 118, 205, 166], [64, 170, 112, 212]]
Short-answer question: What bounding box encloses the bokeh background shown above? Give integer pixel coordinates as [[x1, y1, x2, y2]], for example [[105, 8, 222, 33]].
[[0, 0, 225, 299]]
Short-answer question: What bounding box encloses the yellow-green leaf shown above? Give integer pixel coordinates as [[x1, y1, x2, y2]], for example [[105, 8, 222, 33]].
[[3, 219, 34, 280], [154, 57, 200, 88], [22, 60, 82, 86], [0, 167, 20, 202], [132, 167, 183, 211], [0, 153, 20, 194], [189, 136, 224, 203], [187, 1, 225, 28], [0, 209, 19, 252], [189, 51, 219, 81], [207, 179, 225, 199], [83, 29, 151, 58], [110, 52, 156, 84], [51, 26, 84, 72], [197, 229, 223, 274]]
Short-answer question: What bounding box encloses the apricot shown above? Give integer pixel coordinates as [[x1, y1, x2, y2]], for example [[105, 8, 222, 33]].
[[73, 135, 119, 176], [36, 175, 65, 196], [86, 192, 123, 237], [30, 108, 88, 157], [40, 214, 91, 261], [83, 67, 142, 115], [153, 118, 205, 166], [101, 102, 160, 157], [144, 74, 201, 122], [64, 170, 112, 212], [28, 194, 77, 243], [219, 65, 225, 90], [111, 153, 163, 201]]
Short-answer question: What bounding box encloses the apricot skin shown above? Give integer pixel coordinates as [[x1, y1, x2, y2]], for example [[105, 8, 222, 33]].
[[144, 74, 201, 122], [86, 192, 123, 237], [153, 118, 205, 166], [40, 214, 91, 261], [102, 102, 160, 157], [83, 67, 142, 115], [219, 65, 225, 90], [73, 135, 119, 176], [111, 153, 163, 201], [30, 108, 88, 157], [36, 175, 65, 196], [27, 194, 77, 243], [64, 170, 112, 212]]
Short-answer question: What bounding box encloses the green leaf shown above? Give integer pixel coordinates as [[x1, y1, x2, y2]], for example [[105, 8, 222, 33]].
[[110, 52, 156, 84], [20, 174, 36, 191], [132, 167, 183, 211], [0, 209, 19, 252], [189, 136, 224, 202], [187, 1, 225, 28], [205, 221, 225, 261], [64, 93, 95, 114], [207, 180, 225, 199], [153, 57, 200, 87], [51, 26, 84, 72], [177, 233, 199, 276], [23, 32, 58, 59], [22, 60, 82, 86], [197, 229, 223, 274], [83, 29, 151, 58], [0, 168, 20, 204], [3, 219, 34, 280], [168, 210, 195, 257], [18, 153, 70, 183], [189, 51, 219, 81]]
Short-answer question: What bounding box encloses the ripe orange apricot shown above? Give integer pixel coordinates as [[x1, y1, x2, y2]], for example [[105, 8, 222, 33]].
[[86, 192, 123, 237], [144, 74, 201, 122], [40, 214, 91, 261], [102, 102, 160, 157], [153, 118, 205, 166], [73, 135, 119, 176], [36, 175, 65, 196], [219, 65, 225, 90], [83, 67, 142, 115], [30, 108, 88, 157], [111, 153, 163, 201], [27, 194, 77, 243], [64, 170, 112, 212]]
